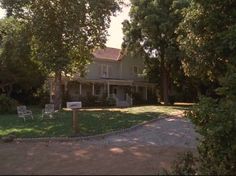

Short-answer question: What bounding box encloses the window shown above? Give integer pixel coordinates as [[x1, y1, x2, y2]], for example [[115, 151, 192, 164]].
[[101, 64, 110, 78]]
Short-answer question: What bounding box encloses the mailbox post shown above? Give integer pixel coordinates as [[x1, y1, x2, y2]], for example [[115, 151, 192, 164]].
[[72, 109, 79, 133], [66, 102, 82, 134]]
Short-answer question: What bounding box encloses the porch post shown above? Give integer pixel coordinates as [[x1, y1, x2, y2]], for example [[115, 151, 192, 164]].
[[79, 83, 82, 96], [92, 83, 95, 96], [107, 82, 110, 97]]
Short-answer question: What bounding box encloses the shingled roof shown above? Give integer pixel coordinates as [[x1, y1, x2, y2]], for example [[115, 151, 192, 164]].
[[93, 47, 123, 61]]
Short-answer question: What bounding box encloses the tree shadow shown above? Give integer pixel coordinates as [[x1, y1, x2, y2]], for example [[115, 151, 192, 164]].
[[0, 108, 172, 138]]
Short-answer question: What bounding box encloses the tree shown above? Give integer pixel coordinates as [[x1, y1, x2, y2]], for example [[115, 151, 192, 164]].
[[181, 0, 236, 174], [1, 0, 122, 109], [122, 0, 189, 104], [0, 17, 46, 99], [178, 0, 236, 81]]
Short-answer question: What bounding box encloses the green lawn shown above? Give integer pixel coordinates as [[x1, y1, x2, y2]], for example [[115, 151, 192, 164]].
[[0, 105, 190, 138]]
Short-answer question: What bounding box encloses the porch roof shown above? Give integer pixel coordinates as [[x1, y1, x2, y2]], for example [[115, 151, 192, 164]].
[[72, 78, 157, 87]]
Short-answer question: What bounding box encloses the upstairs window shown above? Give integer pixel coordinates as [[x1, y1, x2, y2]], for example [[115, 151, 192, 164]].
[[101, 64, 110, 78]]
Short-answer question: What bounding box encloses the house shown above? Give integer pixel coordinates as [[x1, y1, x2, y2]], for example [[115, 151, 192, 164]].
[[49, 47, 158, 107]]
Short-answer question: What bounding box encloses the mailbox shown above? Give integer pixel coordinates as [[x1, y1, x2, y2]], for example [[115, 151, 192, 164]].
[[66, 101, 82, 109]]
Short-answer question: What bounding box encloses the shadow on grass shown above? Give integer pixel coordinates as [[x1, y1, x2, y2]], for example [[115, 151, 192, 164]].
[[0, 106, 183, 138], [0, 111, 162, 138]]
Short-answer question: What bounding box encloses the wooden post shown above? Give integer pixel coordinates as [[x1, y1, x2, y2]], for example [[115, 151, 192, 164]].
[[92, 83, 95, 96], [79, 83, 82, 95], [72, 109, 79, 134], [107, 82, 110, 97]]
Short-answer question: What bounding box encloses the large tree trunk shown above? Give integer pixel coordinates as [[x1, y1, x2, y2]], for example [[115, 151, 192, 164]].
[[162, 66, 170, 105], [160, 54, 171, 105], [54, 70, 62, 110]]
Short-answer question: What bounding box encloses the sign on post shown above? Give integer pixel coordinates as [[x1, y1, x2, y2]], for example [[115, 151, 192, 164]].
[[66, 102, 82, 109], [66, 102, 82, 134]]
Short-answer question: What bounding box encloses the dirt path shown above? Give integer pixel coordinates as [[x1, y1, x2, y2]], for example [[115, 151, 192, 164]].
[[0, 116, 198, 175]]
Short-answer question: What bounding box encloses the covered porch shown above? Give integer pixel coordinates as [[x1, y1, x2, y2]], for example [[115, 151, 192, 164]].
[[49, 78, 158, 107]]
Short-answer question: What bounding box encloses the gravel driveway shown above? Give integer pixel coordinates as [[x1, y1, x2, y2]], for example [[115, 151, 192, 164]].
[[0, 115, 198, 175]]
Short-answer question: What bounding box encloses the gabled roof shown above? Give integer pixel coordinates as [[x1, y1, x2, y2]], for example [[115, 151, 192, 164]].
[[92, 47, 123, 61]]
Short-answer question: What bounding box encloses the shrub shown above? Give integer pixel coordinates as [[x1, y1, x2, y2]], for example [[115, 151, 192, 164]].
[[186, 69, 236, 175], [163, 152, 197, 175], [169, 95, 175, 105], [105, 97, 116, 106], [86, 95, 98, 107], [67, 95, 99, 107], [0, 95, 18, 113], [132, 92, 146, 105]]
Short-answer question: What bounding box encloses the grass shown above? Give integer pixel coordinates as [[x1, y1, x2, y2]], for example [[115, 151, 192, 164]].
[[0, 105, 191, 138]]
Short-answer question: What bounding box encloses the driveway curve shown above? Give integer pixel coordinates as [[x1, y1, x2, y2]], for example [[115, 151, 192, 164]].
[[0, 115, 198, 175]]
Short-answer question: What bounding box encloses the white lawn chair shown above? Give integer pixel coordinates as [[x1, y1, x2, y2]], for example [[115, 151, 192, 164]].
[[42, 104, 58, 119], [17, 106, 34, 121]]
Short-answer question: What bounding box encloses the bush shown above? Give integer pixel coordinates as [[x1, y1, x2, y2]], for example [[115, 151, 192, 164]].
[[105, 97, 116, 106], [132, 92, 146, 105], [186, 69, 236, 175], [86, 95, 98, 107], [0, 95, 18, 113], [67, 95, 99, 107], [169, 95, 175, 105], [162, 152, 197, 175]]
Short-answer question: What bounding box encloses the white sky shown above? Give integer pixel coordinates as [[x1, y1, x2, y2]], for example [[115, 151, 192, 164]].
[[106, 4, 130, 49], [0, 8, 5, 18], [0, 2, 130, 49]]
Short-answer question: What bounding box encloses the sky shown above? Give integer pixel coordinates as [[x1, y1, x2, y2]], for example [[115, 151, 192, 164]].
[[0, 2, 130, 49], [106, 4, 130, 49]]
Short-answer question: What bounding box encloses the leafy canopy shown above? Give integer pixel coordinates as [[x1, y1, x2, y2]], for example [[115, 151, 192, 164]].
[[178, 0, 236, 81], [182, 0, 236, 174], [1, 0, 122, 74], [0, 17, 46, 96], [122, 0, 189, 104]]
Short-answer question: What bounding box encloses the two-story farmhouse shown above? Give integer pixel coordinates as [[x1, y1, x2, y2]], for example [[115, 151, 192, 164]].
[[49, 47, 158, 107]]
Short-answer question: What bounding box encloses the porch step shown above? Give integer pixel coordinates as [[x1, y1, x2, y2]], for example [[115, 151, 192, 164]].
[[116, 101, 130, 107]]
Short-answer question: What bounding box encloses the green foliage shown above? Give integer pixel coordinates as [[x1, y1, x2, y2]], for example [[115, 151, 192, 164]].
[[187, 68, 236, 175], [164, 152, 197, 175], [179, 1, 236, 174], [122, 0, 189, 104], [27, 0, 121, 73], [0, 17, 46, 102], [1, 0, 122, 109], [131, 92, 144, 105], [79, 95, 99, 107], [0, 94, 17, 113], [106, 97, 116, 106], [178, 0, 236, 81], [35, 83, 50, 107]]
